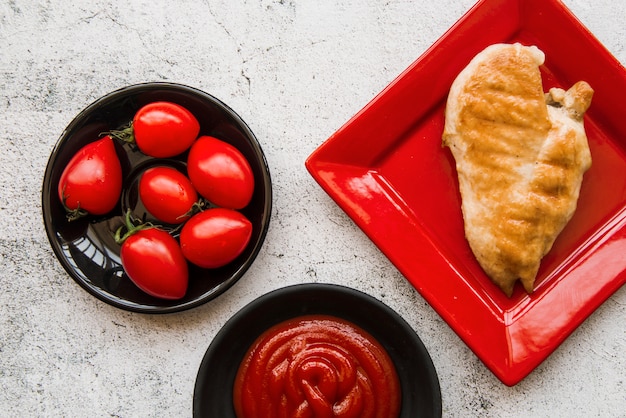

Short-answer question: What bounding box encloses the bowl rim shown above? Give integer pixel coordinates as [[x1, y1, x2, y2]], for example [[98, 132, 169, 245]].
[[41, 81, 272, 314], [192, 283, 443, 417]]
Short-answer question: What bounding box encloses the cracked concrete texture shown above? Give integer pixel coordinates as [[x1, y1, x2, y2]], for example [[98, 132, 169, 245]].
[[1, 0, 625, 416]]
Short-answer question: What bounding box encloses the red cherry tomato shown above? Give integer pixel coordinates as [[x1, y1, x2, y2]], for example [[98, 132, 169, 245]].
[[187, 136, 255, 209], [58, 136, 122, 220], [179, 208, 252, 269], [133, 101, 200, 158], [139, 166, 198, 224], [119, 227, 188, 299]]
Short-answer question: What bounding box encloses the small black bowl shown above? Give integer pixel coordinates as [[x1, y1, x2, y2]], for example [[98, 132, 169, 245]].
[[193, 283, 442, 417], [42, 82, 272, 313]]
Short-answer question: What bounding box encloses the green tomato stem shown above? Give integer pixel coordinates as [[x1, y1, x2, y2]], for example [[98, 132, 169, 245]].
[[114, 209, 155, 244], [105, 123, 135, 144], [61, 185, 88, 222], [187, 199, 208, 215]]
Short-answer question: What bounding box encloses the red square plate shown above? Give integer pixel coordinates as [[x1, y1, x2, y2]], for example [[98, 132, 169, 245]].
[[305, 0, 626, 386]]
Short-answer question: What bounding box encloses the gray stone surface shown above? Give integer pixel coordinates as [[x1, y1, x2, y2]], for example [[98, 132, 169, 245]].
[[1, 0, 625, 416]]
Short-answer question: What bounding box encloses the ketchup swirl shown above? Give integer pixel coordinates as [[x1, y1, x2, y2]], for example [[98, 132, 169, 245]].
[[233, 315, 400, 418]]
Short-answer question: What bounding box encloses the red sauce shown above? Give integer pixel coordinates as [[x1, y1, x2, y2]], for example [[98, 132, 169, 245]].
[[233, 315, 400, 418]]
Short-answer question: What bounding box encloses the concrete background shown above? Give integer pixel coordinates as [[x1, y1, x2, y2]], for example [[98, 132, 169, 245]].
[[1, 0, 625, 416]]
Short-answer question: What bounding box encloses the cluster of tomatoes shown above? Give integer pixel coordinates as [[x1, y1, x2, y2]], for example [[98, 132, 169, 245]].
[[58, 101, 255, 300]]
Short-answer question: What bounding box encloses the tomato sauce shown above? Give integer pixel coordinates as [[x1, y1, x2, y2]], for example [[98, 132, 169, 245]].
[[233, 315, 401, 418]]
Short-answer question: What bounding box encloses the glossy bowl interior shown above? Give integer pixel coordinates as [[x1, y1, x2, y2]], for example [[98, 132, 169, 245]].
[[193, 283, 442, 417], [42, 82, 272, 313]]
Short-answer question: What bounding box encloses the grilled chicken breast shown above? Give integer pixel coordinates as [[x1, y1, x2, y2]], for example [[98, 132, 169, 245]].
[[442, 43, 593, 297]]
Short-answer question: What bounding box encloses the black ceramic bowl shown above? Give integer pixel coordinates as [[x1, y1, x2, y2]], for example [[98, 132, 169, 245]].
[[42, 82, 272, 313], [193, 283, 442, 417]]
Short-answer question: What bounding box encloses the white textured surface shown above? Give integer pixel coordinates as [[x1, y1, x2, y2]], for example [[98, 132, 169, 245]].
[[1, 0, 625, 416]]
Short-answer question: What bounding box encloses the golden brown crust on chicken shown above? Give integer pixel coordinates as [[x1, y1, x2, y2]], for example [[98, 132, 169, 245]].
[[443, 43, 592, 297]]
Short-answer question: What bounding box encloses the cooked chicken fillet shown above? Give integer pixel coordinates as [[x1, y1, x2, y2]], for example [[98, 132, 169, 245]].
[[442, 43, 593, 297]]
